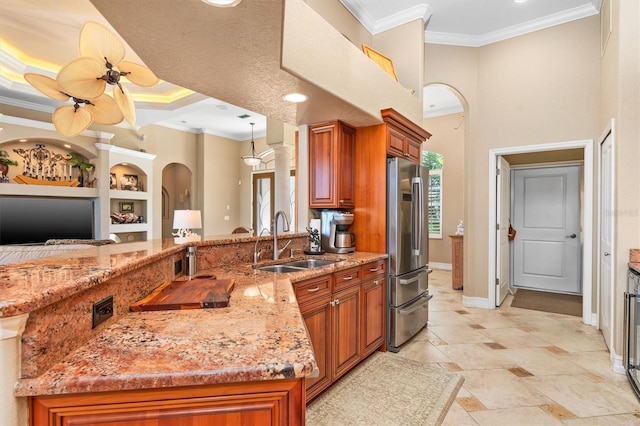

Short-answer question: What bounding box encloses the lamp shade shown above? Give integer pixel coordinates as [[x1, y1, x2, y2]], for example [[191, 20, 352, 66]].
[[173, 210, 202, 230]]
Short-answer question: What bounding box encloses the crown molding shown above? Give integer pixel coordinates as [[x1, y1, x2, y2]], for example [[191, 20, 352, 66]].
[[340, 0, 432, 35], [425, 3, 599, 47]]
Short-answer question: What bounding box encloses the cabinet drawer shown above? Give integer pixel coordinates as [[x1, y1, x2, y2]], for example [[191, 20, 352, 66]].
[[294, 275, 331, 305], [333, 266, 361, 291], [362, 260, 386, 282]]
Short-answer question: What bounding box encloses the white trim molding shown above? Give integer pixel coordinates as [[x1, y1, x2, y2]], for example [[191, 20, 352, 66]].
[[488, 140, 594, 327]]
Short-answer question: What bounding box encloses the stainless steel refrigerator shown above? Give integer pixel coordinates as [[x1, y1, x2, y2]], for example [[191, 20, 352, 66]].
[[387, 157, 432, 352]]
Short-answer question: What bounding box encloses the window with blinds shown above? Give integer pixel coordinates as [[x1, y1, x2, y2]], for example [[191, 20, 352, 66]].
[[428, 169, 442, 238]]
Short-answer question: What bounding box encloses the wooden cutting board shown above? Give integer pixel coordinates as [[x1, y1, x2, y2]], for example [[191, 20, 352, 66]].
[[130, 275, 235, 311]]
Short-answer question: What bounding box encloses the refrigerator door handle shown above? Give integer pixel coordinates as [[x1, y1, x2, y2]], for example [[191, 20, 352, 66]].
[[411, 176, 423, 256], [398, 293, 433, 315]]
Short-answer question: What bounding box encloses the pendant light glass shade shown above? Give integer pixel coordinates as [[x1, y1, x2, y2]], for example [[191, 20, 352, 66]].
[[241, 122, 261, 166]]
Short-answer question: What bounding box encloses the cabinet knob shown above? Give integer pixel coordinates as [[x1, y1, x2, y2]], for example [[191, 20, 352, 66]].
[[374, 280, 379, 286], [329, 301, 335, 307], [339, 199, 344, 204], [335, 298, 340, 305]]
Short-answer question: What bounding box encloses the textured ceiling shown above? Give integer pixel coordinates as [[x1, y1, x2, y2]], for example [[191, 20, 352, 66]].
[[0, 0, 601, 139]]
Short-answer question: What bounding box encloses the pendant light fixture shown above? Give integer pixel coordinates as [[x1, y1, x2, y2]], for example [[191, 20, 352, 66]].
[[241, 122, 261, 166]]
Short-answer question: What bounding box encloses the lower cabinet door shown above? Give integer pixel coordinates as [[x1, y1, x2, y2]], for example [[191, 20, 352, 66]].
[[301, 295, 333, 401], [362, 276, 385, 356], [332, 285, 361, 380]]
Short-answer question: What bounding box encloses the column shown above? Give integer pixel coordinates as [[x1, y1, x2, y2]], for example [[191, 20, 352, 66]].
[[0, 314, 29, 426]]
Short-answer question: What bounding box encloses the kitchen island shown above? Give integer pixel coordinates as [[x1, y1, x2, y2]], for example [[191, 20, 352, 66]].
[[0, 234, 386, 425]]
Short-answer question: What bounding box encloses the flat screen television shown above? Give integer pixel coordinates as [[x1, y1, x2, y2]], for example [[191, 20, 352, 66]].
[[0, 197, 94, 245]]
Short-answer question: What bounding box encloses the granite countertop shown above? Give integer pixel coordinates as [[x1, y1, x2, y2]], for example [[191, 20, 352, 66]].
[[10, 243, 386, 397]]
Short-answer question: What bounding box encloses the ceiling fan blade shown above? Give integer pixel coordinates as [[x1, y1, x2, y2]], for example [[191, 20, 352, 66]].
[[118, 61, 160, 87], [24, 73, 69, 102], [57, 57, 107, 100], [52, 105, 93, 137], [113, 85, 136, 126], [87, 94, 124, 125], [79, 21, 125, 67]]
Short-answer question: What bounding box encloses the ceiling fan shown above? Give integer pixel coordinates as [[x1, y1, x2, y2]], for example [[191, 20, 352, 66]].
[[24, 21, 159, 137]]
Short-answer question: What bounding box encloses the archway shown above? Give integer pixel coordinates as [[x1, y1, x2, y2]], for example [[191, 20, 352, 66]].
[[422, 83, 469, 271], [161, 162, 193, 238]]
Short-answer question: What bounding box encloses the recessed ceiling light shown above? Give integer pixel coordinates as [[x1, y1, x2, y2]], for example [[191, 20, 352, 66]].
[[19, 138, 27, 142], [282, 93, 308, 103], [201, 0, 242, 7], [63, 143, 71, 148], [514, 0, 527, 3]]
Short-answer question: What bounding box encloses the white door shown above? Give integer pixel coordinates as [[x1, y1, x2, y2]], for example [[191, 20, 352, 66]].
[[511, 165, 581, 294], [599, 132, 614, 349], [496, 157, 511, 306]]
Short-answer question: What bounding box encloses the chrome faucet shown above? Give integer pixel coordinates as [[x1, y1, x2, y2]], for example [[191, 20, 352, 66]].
[[253, 228, 269, 264], [272, 210, 291, 260]]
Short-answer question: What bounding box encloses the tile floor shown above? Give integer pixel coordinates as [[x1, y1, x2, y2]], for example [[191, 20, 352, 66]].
[[396, 269, 640, 425]]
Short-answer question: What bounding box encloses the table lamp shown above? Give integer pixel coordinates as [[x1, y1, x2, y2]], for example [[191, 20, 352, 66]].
[[172, 209, 202, 238]]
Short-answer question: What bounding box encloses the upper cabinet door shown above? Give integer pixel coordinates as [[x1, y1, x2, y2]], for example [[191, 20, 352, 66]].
[[309, 121, 356, 209]]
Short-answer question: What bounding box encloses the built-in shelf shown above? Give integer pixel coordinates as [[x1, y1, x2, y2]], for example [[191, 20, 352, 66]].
[[109, 190, 150, 201]]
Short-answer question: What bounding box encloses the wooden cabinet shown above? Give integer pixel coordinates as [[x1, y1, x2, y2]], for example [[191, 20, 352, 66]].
[[309, 121, 356, 208], [353, 109, 431, 254], [382, 108, 430, 164], [450, 235, 463, 290], [296, 260, 384, 402], [30, 379, 305, 426]]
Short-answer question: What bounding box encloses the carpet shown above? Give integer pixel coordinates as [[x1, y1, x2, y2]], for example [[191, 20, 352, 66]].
[[306, 352, 464, 426], [511, 288, 582, 316]]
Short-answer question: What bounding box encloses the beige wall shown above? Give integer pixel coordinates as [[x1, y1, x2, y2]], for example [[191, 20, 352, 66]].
[[425, 16, 600, 299], [305, 0, 372, 47], [423, 112, 465, 265], [599, 0, 640, 357]]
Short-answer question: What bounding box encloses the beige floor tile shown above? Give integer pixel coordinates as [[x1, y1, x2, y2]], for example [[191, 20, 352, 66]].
[[539, 403, 576, 420], [428, 324, 493, 345], [525, 374, 640, 417], [457, 395, 487, 411], [458, 369, 553, 410], [562, 413, 640, 425], [396, 338, 452, 364], [462, 312, 521, 329], [469, 406, 564, 425], [480, 327, 550, 349], [500, 347, 589, 376], [437, 343, 518, 370], [429, 309, 475, 326], [441, 401, 480, 425]]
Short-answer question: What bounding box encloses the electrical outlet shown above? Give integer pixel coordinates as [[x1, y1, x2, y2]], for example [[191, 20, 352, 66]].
[[92, 296, 113, 329]]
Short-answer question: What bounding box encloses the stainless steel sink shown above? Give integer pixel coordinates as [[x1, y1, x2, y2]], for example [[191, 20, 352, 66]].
[[256, 265, 304, 273], [255, 258, 337, 273], [283, 259, 336, 269]]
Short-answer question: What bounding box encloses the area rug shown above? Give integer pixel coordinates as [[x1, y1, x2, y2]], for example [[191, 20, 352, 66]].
[[306, 352, 464, 426], [511, 288, 582, 316]]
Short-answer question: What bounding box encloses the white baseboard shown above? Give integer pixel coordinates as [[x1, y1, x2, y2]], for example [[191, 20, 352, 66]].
[[462, 296, 493, 309], [612, 352, 626, 375], [429, 262, 452, 271]]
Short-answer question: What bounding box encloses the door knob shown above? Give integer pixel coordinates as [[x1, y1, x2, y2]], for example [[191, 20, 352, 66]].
[[604, 252, 610, 256], [566, 234, 577, 238]]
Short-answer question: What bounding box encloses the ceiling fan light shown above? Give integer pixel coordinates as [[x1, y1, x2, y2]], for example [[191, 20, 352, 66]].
[[282, 92, 308, 103]]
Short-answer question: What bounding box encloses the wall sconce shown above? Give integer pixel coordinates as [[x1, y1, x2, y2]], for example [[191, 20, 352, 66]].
[[172, 209, 202, 239]]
